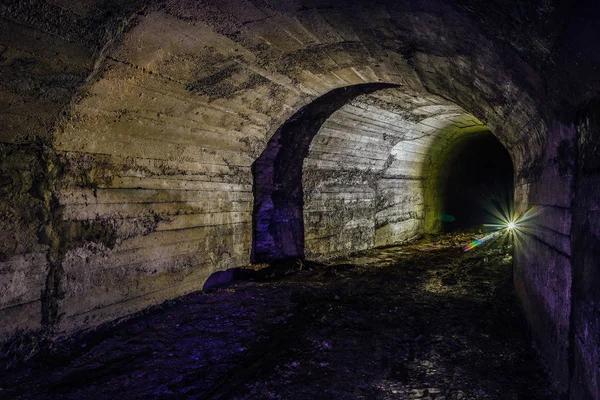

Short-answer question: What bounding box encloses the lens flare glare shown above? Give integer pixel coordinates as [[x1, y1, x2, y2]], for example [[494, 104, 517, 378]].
[[463, 207, 538, 252]]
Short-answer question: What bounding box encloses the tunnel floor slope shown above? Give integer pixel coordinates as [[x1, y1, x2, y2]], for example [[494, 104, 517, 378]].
[[0, 233, 556, 400]]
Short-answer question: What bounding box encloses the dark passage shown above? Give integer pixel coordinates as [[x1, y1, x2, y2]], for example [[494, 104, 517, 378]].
[[441, 133, 514, 232], [0, 233, 553, 400]]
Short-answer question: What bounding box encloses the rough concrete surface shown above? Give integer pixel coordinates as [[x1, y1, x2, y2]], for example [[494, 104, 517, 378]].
[[0, 233, 555, 400]]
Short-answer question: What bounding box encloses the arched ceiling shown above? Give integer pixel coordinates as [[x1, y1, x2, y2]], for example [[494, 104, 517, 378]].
[[7, 0, 596, 169]]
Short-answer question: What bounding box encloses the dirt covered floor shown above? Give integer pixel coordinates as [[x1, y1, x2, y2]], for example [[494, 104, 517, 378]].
[[0, 233, 556, 400]]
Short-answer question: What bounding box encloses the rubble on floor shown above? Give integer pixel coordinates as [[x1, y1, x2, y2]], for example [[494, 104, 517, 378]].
[[0, 233, 556, 400]]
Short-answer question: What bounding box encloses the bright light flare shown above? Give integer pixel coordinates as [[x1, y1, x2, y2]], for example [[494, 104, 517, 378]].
[[464, 230, 503, 252], [464, 207, 538, 252]]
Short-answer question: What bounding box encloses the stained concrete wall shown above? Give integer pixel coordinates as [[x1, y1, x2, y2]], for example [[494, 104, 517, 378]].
[[0, 1, 599, 398], [571, 100, 600, 400], [304, 88, 487, 259], [0, 4, 99, 339], [512, 121, 575, 392]]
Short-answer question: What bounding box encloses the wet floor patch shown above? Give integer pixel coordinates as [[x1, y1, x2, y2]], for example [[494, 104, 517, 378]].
[[0, 233, 556, 400]]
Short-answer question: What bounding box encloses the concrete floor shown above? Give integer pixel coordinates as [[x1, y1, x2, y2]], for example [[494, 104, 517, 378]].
[[0, 233, 556, 400]]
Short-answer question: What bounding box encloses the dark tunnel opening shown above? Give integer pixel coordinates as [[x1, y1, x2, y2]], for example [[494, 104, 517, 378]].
[[440, 132, 514, 232]]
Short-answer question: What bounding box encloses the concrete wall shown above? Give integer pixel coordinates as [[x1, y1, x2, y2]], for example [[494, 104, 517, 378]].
[[304, 89, 487, 259], [512, 120, 575, 392], [571, 100, 600, 400], [0, 4, 99, 340]]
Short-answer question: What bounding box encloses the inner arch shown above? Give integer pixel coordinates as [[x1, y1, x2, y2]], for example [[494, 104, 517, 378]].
[[254, 85, 506, 263], [440, 132, 514, 232], [251, 83, 397, 263], [422, 119, 515, 235]]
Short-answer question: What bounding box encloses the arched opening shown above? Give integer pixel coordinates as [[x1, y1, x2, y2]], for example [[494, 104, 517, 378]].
[[253, 87, 511, 263], [424, 128, 515, 235], [251, 83, 397, 263], [440, 132, 514, 232]]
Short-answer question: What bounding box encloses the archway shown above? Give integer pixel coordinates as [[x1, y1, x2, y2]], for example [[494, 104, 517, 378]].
[[439, 132, 514, 232], [423, 125, 515, 235], [252, 85, 507, 263], [251, 83, 397, 263]]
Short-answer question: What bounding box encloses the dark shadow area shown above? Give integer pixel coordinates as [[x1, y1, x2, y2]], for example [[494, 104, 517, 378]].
[[203, 259, 328, 291], [570, 98, 600, 400], [441, 132, 514, 232], [252, 83, 397, 263], [0, 233, 555, 400]]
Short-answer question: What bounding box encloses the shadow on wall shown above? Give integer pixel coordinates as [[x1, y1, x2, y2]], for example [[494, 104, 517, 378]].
[[251, 83, 397, 263], [571, 98, 600, 400], [423, 128, 515, 234]]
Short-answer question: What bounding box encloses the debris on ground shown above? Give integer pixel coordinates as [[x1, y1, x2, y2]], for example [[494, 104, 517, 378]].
[[0, 233, 555, 400]]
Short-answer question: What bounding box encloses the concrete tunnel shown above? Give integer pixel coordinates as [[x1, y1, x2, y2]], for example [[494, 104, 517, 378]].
[[0, 1, 600, 398]]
